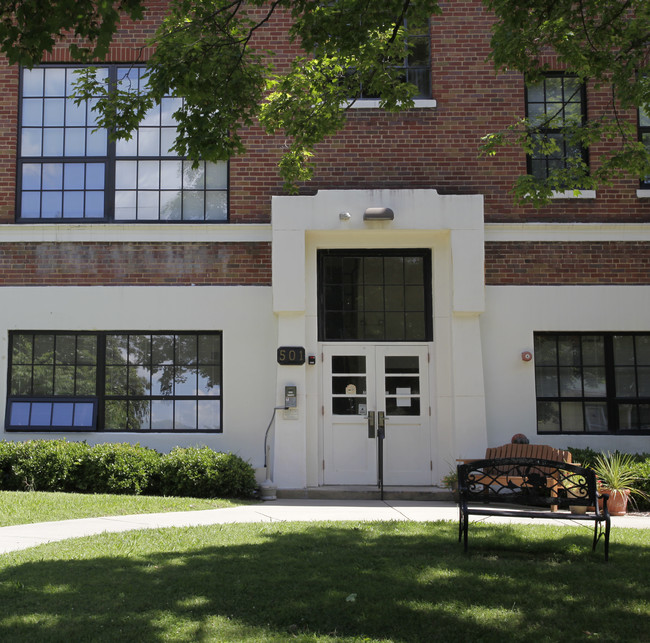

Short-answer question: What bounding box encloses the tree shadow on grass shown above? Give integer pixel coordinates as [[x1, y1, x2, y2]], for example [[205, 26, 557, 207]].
[[0, 521, 648, 642]]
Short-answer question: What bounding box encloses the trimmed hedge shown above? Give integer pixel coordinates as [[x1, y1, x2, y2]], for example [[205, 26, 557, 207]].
[[159, 447, 257, 499], [0, 440, 256, 499]]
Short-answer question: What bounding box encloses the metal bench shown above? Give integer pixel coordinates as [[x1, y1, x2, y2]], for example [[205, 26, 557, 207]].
[[458, 443, 573, 512], [457, 457, 611, 560]]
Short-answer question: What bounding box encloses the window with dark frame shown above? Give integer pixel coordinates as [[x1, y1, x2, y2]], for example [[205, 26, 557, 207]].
[[6, 332, 223, 432], [534, 332, 650, 434], [640, 107, 650, 188], [525, 74, 587, 181], [18, 65, 228, 222], [358, 16, 431, 100], [318, 249, 432, 342]]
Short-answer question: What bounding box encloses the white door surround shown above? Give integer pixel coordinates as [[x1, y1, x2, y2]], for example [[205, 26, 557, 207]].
[[270, 189, 488, 490]]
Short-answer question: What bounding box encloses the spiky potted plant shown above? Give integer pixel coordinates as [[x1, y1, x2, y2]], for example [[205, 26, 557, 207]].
[[593, 452, 648, 516]]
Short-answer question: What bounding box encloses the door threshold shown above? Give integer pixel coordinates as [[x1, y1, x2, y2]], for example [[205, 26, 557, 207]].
[[276, 486, 452, 501]]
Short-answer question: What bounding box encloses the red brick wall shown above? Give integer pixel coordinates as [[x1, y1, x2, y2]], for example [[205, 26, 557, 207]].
[[0, 242, 271, 286], [287, 1, 650, 225], [0, 63, 18, 225], [486, 242, 650, 285], [1, 1, 649, 288], [0, 2, 274, 284]]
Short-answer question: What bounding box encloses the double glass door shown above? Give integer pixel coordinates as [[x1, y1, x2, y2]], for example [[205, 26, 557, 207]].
[[322, 345, 431, 485]]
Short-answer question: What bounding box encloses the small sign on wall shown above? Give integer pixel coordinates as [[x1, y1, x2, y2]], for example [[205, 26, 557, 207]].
[[277, 346, 306, 365]]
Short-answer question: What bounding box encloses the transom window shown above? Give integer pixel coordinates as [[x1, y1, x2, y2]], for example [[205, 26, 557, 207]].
[[534, 333, 650, 434], [525, 74, 587, 181], [6, 332, 222, 432], [318, 249, 432, 342], [18, 66, 228, 222]]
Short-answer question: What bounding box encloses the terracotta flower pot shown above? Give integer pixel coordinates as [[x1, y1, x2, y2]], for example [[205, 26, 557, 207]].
[[599, 488, 630, 516]]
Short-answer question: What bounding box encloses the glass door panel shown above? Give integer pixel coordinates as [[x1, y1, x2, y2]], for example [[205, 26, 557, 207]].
[[322, 345, 432, 486]]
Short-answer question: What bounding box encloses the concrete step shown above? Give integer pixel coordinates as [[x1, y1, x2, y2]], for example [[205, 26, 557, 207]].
[[276, 486, 454, 501]]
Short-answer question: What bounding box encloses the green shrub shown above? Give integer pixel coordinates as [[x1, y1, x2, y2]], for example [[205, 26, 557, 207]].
[[630, 460, 650, 510], [0, 440, 20, 490], [159, 447, 257, 499], [79, 442, 161, 495], [567, 446, 600, 467], [0, 440, 256, 499], [7, 440, 89, 492]]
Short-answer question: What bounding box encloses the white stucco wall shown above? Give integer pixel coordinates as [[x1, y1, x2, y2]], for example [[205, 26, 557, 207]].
[[0, 285, 277, 469], [481, 285, 650, 455]]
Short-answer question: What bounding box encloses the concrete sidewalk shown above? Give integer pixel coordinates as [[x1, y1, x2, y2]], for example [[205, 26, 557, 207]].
[[1, 499, 648, 554]]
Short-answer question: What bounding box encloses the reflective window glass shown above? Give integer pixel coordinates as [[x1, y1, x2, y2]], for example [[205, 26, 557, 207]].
[[534, 333, 650, 434], [18, 65, 227, 222], [7, 332, 222, 432], [318, 251, 432, 342]]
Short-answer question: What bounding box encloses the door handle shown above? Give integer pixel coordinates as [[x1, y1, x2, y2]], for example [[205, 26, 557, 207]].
[[367, 410, 376, 438], [377, 411, 385, 439]]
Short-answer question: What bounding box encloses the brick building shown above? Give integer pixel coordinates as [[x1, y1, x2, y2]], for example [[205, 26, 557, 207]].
[[1, 1, 649, 493]]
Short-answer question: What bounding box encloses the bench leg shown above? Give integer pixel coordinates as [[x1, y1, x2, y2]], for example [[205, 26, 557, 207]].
[[463, 512, 468, 552], [550, 485, 559, 512], [458, 503, 469, 552], [592, 517, 611, 561]]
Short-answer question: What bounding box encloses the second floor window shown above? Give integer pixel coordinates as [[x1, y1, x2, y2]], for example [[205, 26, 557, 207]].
[[640, 107, 650, 188], [18, 66, 228, 223], [525, 74, 587, 181], [359, 17, 431, 100]]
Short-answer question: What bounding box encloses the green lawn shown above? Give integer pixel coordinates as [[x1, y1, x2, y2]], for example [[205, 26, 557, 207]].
[[0, 490, 245, 527], [0, 520, 648, 642]]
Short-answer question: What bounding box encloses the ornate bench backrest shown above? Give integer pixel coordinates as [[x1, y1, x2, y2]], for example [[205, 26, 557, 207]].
[[457, 457, 600, 512]]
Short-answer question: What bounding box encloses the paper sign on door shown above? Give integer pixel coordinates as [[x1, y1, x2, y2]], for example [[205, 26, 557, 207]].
[[396, 387, 411, 407]]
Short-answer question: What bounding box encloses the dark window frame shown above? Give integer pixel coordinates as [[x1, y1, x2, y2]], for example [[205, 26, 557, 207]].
[[17, 64, 229, 223], [6, 331, 223, 433], [317, 249, 433, 342], [639, 106, 650, 189], [525, 73, 588, 181], [534, 332, 650, 435], [358, 17, 431, 100]]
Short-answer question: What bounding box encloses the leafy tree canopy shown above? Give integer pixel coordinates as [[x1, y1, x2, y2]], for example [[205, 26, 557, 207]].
[[483, 0, 650, 204], [1, 0, 649, 201]]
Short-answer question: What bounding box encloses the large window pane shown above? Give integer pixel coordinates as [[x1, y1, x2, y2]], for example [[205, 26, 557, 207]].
[[583, 367, 606, 396], [534, 333, 650, 434], [526, 75, 586, 180], [18, 65, 228, 222], [198, 400, 220, 431], [537, 401, 560, 432], [151, 399, 174, 429], [613, 335, 635, 365], [561, 402, 584, 431], [7, 331, 222, 432], [535, 335, 557, 367], [535, 366, 558, 397]]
